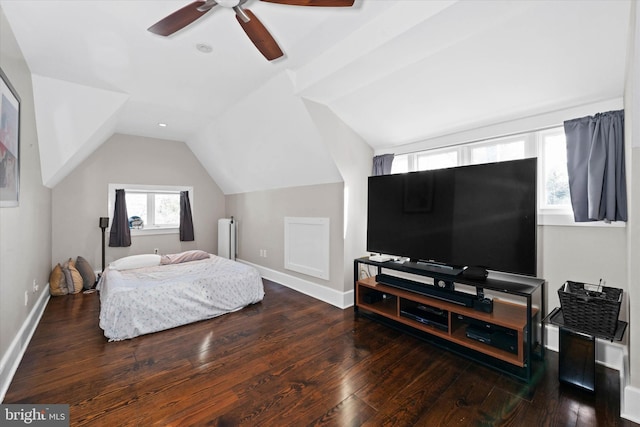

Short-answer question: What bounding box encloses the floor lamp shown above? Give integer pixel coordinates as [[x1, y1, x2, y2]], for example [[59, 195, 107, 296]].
[[99, 217, 109, 272]]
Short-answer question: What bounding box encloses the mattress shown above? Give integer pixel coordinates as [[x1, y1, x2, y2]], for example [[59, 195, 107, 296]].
[[96, 254, 264, 341]]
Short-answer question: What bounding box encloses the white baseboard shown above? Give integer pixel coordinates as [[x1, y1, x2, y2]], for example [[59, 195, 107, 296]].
[[622, 384, 640, 423], [0, 287, 50, 402], [238, 259, 354, 309], [619, 351, 640, 423]]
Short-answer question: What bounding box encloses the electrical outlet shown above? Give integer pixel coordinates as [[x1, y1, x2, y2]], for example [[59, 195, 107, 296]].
[[32, 279, 38, 293], [24, 291, 28, 306], [263, 249, 267, 258]]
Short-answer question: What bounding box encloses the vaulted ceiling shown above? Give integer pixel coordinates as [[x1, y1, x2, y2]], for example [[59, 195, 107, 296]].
[[0, 0, 633, 193]]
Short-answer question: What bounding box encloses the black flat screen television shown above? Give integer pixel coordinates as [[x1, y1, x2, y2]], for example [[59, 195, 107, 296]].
[[367, 158, 537, 276]]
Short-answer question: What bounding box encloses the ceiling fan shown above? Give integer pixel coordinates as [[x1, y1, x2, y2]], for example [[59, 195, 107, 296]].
[[148, 0, 356, 61]]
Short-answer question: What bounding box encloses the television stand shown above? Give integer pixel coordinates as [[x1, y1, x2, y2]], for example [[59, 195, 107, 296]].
[[354, 257, 545, 382]]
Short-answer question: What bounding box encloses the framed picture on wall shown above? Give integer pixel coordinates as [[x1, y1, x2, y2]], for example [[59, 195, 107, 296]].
[[0, 67, 20, 207]]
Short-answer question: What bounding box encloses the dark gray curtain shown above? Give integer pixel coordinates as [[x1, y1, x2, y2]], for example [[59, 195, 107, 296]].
[[179, 191, 195, 241], [109, 189, 131, 247], [564, 109, 626, 222], [372, 154, 394, 176]]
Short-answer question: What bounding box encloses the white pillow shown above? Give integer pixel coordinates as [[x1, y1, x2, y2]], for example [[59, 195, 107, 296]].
[[109, 254, 161, 271]]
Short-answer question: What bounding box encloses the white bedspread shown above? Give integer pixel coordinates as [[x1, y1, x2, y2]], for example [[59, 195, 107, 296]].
[[97, 255, 264, 341]]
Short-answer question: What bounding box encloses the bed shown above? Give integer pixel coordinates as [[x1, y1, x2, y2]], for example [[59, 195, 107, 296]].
[[96, 251, 264, 341]]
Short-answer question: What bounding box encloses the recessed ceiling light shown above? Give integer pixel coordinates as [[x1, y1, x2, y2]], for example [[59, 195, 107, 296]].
[[158, 123, 167, 127], [196, 43, 213, 54]]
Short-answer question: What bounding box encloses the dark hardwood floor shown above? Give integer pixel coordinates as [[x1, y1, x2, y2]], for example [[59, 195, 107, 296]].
[[4, 279, 636, 426]]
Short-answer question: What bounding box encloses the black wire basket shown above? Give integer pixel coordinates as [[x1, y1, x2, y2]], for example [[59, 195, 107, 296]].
[[558, 281, 623, 337]]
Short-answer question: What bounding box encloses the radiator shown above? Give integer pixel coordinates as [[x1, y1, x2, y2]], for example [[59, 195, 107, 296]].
[[218, 217, 237, 260]]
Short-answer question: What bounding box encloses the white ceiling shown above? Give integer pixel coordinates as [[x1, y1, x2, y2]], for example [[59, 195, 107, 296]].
[[0, 0, 633, 192]]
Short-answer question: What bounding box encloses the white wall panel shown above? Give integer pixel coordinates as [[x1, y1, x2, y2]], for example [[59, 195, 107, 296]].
[[284, 217, 330, 280]]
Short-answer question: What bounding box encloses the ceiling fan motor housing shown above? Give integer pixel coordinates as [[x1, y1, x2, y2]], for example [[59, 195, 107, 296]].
[[217, 0, 244, 8]]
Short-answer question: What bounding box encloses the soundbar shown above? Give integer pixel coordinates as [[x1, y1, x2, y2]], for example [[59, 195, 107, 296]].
[[375, 274, 475, 307]]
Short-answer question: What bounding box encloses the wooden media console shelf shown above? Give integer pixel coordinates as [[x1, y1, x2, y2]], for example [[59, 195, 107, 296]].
[[354, 257, 546, 382]]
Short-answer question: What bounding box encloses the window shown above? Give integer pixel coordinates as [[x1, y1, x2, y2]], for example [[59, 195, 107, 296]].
[[417, 149, 458, 170], [391, 148, 458, 174], [391, 136, 531, 175], [125, 190, 181, 229], [468, 139, 526, 165], [384, 127, 616, 226], [539, 129, 571, 209], [390, 154, 409, 174], [108, 184, 192, 235]]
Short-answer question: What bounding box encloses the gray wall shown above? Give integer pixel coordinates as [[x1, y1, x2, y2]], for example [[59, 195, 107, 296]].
[[0, 7, 52, 371], [539, 224, 628, 324], [225, 182, 345, 292], [52, 133, 225, 268], [303, 100, 373, 294]]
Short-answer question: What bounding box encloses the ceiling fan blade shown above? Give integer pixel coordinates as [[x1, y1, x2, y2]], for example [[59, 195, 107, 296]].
[[260, 0, 355, 6], [235, 8, 283, 61], [148, 1, 217, 36]]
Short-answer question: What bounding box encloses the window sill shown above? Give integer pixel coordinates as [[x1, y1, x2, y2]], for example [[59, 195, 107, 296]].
[[130, 227, 179, 236], [538, 212, 626, 228]]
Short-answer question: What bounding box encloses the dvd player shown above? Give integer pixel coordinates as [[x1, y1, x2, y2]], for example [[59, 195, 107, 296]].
[[465, 325, 518, 354], [401, 310, 448, 331], [400, 301, 448, 331]]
